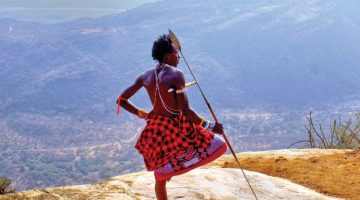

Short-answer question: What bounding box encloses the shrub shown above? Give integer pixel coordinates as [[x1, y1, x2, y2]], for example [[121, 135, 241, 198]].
[[0, 176, 15, 195], [289, 111, 360, 149]]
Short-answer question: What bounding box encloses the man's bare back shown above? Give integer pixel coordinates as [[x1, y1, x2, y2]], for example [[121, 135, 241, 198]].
[[141, 65, 187, 118]]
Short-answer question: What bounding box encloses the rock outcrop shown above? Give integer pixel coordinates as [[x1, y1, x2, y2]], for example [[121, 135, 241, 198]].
[[1, 149, 350, 200]]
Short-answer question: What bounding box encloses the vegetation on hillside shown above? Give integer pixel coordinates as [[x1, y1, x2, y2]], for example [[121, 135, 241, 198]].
[[0, 177, 15, 195], [289, 111, 360, 149]]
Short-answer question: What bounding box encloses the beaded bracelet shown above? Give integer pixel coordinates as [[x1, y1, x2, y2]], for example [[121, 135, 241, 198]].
[[199, 118, 204, 127], [199, 118, 214, 130], [208, 122, 215, 130], [200, 120, 210, 129], [203, 120, 210, 129], [116, 96, 128, 116], [137, 109, 147, 119]]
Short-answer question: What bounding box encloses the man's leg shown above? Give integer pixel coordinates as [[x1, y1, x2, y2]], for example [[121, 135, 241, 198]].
[[155, 180, 167, 200]]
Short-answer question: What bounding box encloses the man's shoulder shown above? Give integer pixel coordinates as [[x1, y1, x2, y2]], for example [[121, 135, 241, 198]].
[[144, 67, 156, 74], [168, 67, 184, 77], [140, 68, 156, 78], [162, 67, 185, 86]]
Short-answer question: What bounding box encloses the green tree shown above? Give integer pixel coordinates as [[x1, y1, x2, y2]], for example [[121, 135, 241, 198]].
[[0, 177, 15, 195]]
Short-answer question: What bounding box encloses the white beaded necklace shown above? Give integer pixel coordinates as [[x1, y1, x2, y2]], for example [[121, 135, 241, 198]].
[[154, 64, 181, 115]]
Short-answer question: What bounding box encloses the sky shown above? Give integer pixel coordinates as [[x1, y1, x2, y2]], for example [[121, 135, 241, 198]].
[[1, 0, 359, 24], [0, 0, 160, 23]]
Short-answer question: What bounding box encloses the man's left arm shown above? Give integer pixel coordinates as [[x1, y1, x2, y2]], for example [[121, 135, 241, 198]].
[[173, 71, 223, 134]]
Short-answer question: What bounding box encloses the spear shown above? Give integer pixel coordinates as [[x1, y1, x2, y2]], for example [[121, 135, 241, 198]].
[[168, 29, 258, 200]]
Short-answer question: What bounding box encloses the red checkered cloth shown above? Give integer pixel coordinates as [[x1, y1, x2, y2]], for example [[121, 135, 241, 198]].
[[135, 114, 215, 171]]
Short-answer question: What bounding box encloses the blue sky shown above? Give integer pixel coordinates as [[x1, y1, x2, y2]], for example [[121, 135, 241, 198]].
[[0, 0, 160, 23]]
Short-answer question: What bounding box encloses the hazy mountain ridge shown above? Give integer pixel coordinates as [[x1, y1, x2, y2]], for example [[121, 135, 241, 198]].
[[1, 0, 360, 116], [1, 0, 360, 191]]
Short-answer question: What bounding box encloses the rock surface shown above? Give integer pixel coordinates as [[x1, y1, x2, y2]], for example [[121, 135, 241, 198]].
[[0, 170, 341, 200], [0, 149, 347, 200]]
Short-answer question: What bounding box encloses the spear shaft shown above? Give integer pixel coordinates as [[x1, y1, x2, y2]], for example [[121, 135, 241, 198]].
[[169, 30, 258, 200]]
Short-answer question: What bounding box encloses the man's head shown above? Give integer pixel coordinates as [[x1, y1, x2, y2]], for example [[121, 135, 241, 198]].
[[152, 34, 180, 67]]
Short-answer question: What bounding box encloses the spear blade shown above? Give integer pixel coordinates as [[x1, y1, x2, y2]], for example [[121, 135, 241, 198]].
[[169, 29, 181, 52]]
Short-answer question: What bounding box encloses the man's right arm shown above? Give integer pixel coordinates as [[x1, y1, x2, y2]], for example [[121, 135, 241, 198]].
[[116, 73, 149, 119]]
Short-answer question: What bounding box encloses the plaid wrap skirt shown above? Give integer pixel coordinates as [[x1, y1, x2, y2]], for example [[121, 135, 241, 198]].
[[154, 134, 227, 181], [135, 114, 223, 172]]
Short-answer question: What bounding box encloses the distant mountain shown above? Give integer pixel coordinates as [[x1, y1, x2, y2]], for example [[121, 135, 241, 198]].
[[1, 0, 360, 191], [1, 0, 360, 120]]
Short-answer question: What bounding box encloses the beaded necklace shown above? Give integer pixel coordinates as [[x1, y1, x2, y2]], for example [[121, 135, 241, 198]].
[[154, 64, 181, 115]]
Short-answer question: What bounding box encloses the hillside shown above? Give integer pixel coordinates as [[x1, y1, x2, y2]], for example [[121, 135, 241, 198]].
[[2, 0, 360, 191], [2, 0, 360, 114], [1, 149, 358, 200]]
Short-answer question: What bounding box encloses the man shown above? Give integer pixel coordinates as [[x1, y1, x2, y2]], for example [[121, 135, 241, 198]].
[[117, 34, 227, 200]]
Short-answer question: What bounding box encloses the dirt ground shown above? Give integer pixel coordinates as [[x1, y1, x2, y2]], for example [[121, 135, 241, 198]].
[[211, 149, 360, 200]]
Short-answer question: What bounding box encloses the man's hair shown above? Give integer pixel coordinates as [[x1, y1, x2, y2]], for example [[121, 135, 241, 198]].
[[152, 34, 173, 63]]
